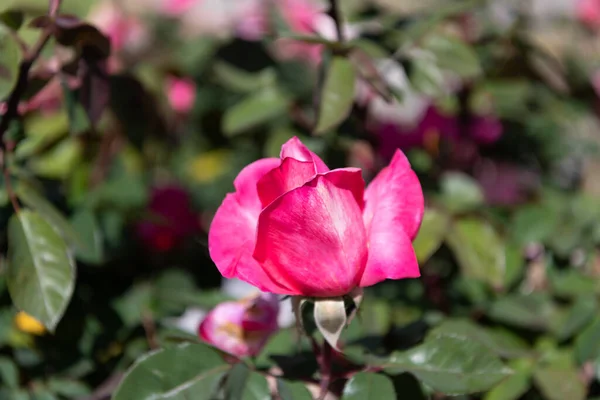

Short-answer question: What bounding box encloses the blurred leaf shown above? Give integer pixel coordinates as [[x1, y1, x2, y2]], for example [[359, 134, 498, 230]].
[[7, 210, 75, 332], [440, 172, 485, 213], [488, 294, 556, 331], [484, 359, 534, 400], [70, 208, 104, 264], [447, 218, 506, 290], [0, 356, 18, 388], [46, 378, 91, 397], [224, 363, 270, 400], [15, 113, 69, 161], [549, 269, 599, 299], [277, 379, 312, 400], [314, 56, 356, 134], [213, 62, 276, 93], [380, 332, 512, 394], [113, 343, 230, 400], [113, 283, 153, 327], [0, 25, 20, 100], [412, 208, 450, 263], [474, 80, 532, 119], [429, 319, 530, 359], [61, 79, 91, 135], [510, 205, 560, 245], [223, 87, 290, 136], [28, 137, 83, 179], [421, 34, 481, 78], [255, 329, 297, 367], [342, 372, 396, 399], [550, 295, 596, 341], [574, 317, 600, 364], [533, 365, 586, 400], [0, 10, 23, 30]]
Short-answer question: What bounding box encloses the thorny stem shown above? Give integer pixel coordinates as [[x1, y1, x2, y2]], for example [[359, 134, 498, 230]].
[[0, 0, 60, 144], [317, 339, 333, 400]]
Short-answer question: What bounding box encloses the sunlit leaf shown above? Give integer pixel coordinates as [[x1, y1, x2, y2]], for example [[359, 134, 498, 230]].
[[314, 56, 356, 134], [342, 372, 396, 399]]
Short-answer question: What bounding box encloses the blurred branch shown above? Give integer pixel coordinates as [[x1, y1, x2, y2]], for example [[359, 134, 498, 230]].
[[327, 0, 344, 42], [0, 0, 60, 145]]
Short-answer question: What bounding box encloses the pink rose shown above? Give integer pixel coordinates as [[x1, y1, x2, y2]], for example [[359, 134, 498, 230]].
[[166, 76, 196, 114], [199, 293, 279, 357], [577, 0, 600, 29], [209, 137, 423, 297]]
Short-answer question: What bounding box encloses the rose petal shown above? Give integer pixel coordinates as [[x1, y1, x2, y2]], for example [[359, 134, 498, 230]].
[[360, 150, 423, 287], [253, 169, 367, 297], [364, 150, 423, 239], [209, 157, 294, 293], [280, 137, 329, 173], [256, 158, 316, 208]]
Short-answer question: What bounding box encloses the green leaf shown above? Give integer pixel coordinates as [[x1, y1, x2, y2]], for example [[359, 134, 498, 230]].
[[0, 25, 20, 100], [223, 87, 290, 136], [224, 364, 270, 400], [61, 79, 91, 135], [6, 210, 75, 332], [533, 365, 586, 400], [421, 34, 481, 78], [0, 356, 18, 388], [277, 379, 313, 400], [314, 56, 356, 134], [15, 181, 89, 254], [0, 10, 24, 31], [380, 333, 512, 395], [484, 359, 534, 400], [488, 293, 556, 331], [412, 208, 450, 263], [510, 204, 560, 245], [28, 138, 83, 179], [113, 343, 230, 400], [429, 319, 530, 359], [342, 372, 396, 399], [70, 208, 104, 264], [46, 378, 91, 397], [446, 218, 506, 290], [439, 172, 484, 213], [575, 317, 600, 364], [550, 295, 596, 341], [213, 62, 276, 93]]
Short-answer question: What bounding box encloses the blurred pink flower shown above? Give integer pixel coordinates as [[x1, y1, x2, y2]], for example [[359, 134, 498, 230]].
[[376, 106, 503, 160], [209, 137, 423, 297], [474, 160, 540, 206], [577, 0, 600, 29], [88, 1, 149, 55], [136, 185, 200, 252], [166, 76, 196, 113], [199, 293, 279, 357], [161, 0, 196, 16]]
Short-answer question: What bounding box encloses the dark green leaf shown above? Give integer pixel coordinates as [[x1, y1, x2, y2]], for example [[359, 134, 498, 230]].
[[342, 372, 396, 399], [0, 356, 18, 388], [224, 364, 270, 400], [7, 210, 75, 332], [0, 25, 20, 100], [314, 56, 356, 134], [446, 218, 506, 290], [0, 10, 24, 31], [70, 208, 104, 264], [575, 317, 600, 364], [61, 79, 91, 135], [277, 379, 313, 400], [488, 294, 556, 331], [113, 343, 230, 400], [550, 295, 596, 341], [380, 333, 512, 394], [223, 87, 290, 136], [484, 359, 534, 400]]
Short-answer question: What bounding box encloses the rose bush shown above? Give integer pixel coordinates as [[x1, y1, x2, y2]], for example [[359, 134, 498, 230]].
[[209, 137, 423, 297]]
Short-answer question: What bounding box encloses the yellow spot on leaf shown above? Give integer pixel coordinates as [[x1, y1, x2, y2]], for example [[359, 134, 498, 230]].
[[14, 312, 46, 336]]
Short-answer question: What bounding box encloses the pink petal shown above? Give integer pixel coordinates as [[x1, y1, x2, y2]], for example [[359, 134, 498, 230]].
[[256, 158, 316, 208], [253, 169, 367, 297], [280, 137, 329, 173], [233, 158, 281, 210], [360, 150, 423, 287], [209, 158, 294, 293]]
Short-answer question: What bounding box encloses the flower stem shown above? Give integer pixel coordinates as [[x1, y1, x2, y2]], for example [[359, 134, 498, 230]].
[[317, 339, 333, 400]]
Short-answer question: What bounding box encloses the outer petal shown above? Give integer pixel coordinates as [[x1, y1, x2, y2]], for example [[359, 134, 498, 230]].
[[253, 169, 367, 297], [256, 158, 316, 208], [280, 137, 329, 173], [360, 150, 423, 287], [209, 157, 294, 293]]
